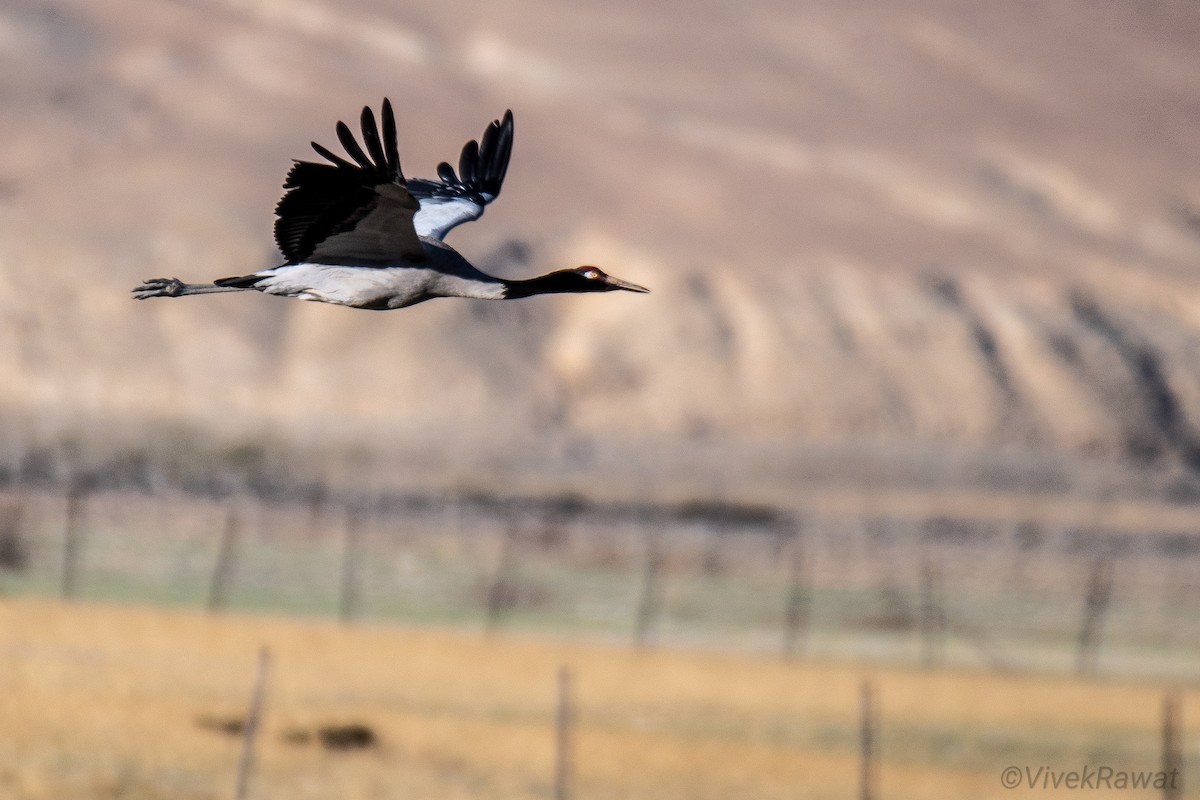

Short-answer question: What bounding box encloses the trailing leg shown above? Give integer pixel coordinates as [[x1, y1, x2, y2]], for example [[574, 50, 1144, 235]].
[[131, 277, 253, 300]]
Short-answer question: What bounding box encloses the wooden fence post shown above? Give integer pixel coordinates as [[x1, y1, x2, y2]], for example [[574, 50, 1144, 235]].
[[1162, 692, 1183, 800], [485, 516, 520, 632], [305, 482, 328, 540], [633, 522, 662, 650], [339, 506, 365, 625], [60, 482, 86, 599], [782, 518, 810, 661], [208, 506, 241, 613], [860, 681, 877, 800], [234, 647, 270, 800], [0, 495, 27, 572], [554, 666, 574, 800], [1076, 555, 1114, 675], [919, 555, 946, 668]]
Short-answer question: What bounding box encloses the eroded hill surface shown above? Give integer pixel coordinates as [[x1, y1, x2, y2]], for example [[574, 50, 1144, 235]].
[[1, 0, 1199, 499]]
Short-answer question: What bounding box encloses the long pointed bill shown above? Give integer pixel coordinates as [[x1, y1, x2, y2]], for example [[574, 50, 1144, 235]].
[[604, 275, 650, 293]]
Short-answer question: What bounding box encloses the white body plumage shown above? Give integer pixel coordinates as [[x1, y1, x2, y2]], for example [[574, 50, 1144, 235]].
[[249, 242, 506, 310]]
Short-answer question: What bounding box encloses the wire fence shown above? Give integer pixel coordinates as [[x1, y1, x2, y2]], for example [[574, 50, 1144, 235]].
[[1, 483, 1199, 679]]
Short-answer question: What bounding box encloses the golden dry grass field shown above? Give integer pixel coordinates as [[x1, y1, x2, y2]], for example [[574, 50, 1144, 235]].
[[0, 599, 1195, 800]]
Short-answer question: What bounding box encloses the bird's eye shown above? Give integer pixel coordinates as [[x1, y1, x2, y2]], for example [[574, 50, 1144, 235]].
[[584, 269, 600, 280]]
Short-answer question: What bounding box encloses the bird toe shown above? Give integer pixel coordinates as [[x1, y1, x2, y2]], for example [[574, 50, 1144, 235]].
[[131, 277, 184, 299]]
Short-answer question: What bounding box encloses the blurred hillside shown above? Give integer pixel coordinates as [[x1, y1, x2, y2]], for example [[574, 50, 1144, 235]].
[[1, 0, 1200, 501]]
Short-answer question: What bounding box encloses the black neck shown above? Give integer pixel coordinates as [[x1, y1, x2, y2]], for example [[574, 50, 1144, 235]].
[[502, 271, 583, 299]]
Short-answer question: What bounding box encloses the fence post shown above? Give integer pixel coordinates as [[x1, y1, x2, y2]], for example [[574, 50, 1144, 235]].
[[919, 555, 946, 668], [60, 481, 87, 599], [0, 495, 27, 572], [1162, 692, 1183, 800], [860, 681, 877, 800], [306, 482, 328, 540], [339, 505, 365, 625], [1076, 555, 1114, 675], [633, 521, 662, 650], [485, 515, 520, 632], [782, 518, 810, 661], [234, 647, 270, 800], [554, 666, 574, 800], [208, 506, 241, 613]]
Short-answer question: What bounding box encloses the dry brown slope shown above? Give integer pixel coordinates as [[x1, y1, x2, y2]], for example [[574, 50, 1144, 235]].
[[1, 0, 1199, 496]]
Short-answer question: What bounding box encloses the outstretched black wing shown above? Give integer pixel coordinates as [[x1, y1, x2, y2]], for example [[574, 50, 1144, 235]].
[[406, 110, 513, 241], [274, 99, 424, 265]]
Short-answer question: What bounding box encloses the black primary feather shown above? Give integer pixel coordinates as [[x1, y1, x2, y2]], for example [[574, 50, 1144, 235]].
[[381, 99, 400, 175], [359, 106, 388, 169], [336, 119, 373, 170], [485, 110, 514, 195], [273, 99, 414, 263], [459, 140, 479, 186], [309, 141, 355, 169], [408, 110, 514, 205]]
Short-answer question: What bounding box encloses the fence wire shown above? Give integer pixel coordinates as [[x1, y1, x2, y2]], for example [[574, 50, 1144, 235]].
[[1, 487, 1197, 680]]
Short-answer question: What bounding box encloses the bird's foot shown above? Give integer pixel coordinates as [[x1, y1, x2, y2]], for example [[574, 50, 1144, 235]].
[[132, 277, 187, 299]]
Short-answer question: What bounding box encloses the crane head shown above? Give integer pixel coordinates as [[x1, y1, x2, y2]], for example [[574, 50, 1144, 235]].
[[504, 266, 650, 298], [566, 266, 650, 294]]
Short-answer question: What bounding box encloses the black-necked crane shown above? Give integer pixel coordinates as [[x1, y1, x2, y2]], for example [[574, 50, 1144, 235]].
[[133, 100, 648, 309]]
